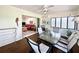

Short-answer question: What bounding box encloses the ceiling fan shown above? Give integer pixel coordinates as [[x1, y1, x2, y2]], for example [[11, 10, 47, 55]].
[[40, 5, 54, 20], [38, 5, 54, 14], [39, 5, 54, 12]]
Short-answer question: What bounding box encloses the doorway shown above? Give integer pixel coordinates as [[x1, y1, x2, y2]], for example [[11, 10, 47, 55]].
[[22, 15, 40, 37]]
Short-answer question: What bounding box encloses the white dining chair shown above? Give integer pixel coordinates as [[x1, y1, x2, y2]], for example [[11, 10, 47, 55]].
[[59, 31, 78, 44], [38, 27, 44, 34], [25, 37, 52, 53], [54, 33, 79, 53]]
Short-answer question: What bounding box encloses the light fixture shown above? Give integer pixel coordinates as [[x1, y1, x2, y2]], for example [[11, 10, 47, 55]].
[[42, 5, 49, 20]]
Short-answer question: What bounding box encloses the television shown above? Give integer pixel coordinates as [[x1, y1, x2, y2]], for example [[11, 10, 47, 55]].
[[22, 22, 26, 27]]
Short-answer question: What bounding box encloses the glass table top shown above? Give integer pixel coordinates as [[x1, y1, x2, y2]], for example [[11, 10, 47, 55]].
[[39, 31, 61, 44]]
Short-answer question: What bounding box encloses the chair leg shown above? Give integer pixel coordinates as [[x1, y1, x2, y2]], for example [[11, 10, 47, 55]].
[[68, 49, 73, 53], [52, 46, 65, 53], [29, 49, 35, 53], [47, 46, 53, 53]]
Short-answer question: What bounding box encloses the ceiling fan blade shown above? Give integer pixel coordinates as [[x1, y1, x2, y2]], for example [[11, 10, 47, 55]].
[[37, 5, 54, 13]]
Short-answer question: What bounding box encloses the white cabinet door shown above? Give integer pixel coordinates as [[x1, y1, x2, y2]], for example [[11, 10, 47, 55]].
[[0, 29, 16, 47]]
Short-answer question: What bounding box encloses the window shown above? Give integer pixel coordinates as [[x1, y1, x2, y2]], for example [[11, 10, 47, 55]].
[[62, 17, 67, 28], [68, 17, 74, 29], [56, 18, 61, 27], [51, 18, 55, 27], [51, 16, 77, 30]]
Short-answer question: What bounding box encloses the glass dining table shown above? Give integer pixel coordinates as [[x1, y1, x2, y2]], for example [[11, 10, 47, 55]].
[[39, 31, 61, 44]]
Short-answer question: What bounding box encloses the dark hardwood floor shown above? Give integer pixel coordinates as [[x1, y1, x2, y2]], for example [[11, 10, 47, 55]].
[[0, 33, 79, 53], [0, 33, 38, 53]]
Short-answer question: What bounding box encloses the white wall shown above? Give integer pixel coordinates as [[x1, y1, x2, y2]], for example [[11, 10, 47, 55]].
[[0, 5, 42, 47], [49, 11, 77, 17]]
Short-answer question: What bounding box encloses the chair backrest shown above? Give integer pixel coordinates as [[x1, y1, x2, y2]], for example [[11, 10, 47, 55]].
[[53, 27, 59, 33], [68, 34, 79, 51], [26, 37, 40, 53], [38, 27, 43, 34], [68, 31, 78, 42], [50, 31, 61, 40]]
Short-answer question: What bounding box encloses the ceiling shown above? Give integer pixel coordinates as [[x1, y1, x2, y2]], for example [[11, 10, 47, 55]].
[[13, 5, 79, 15]]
